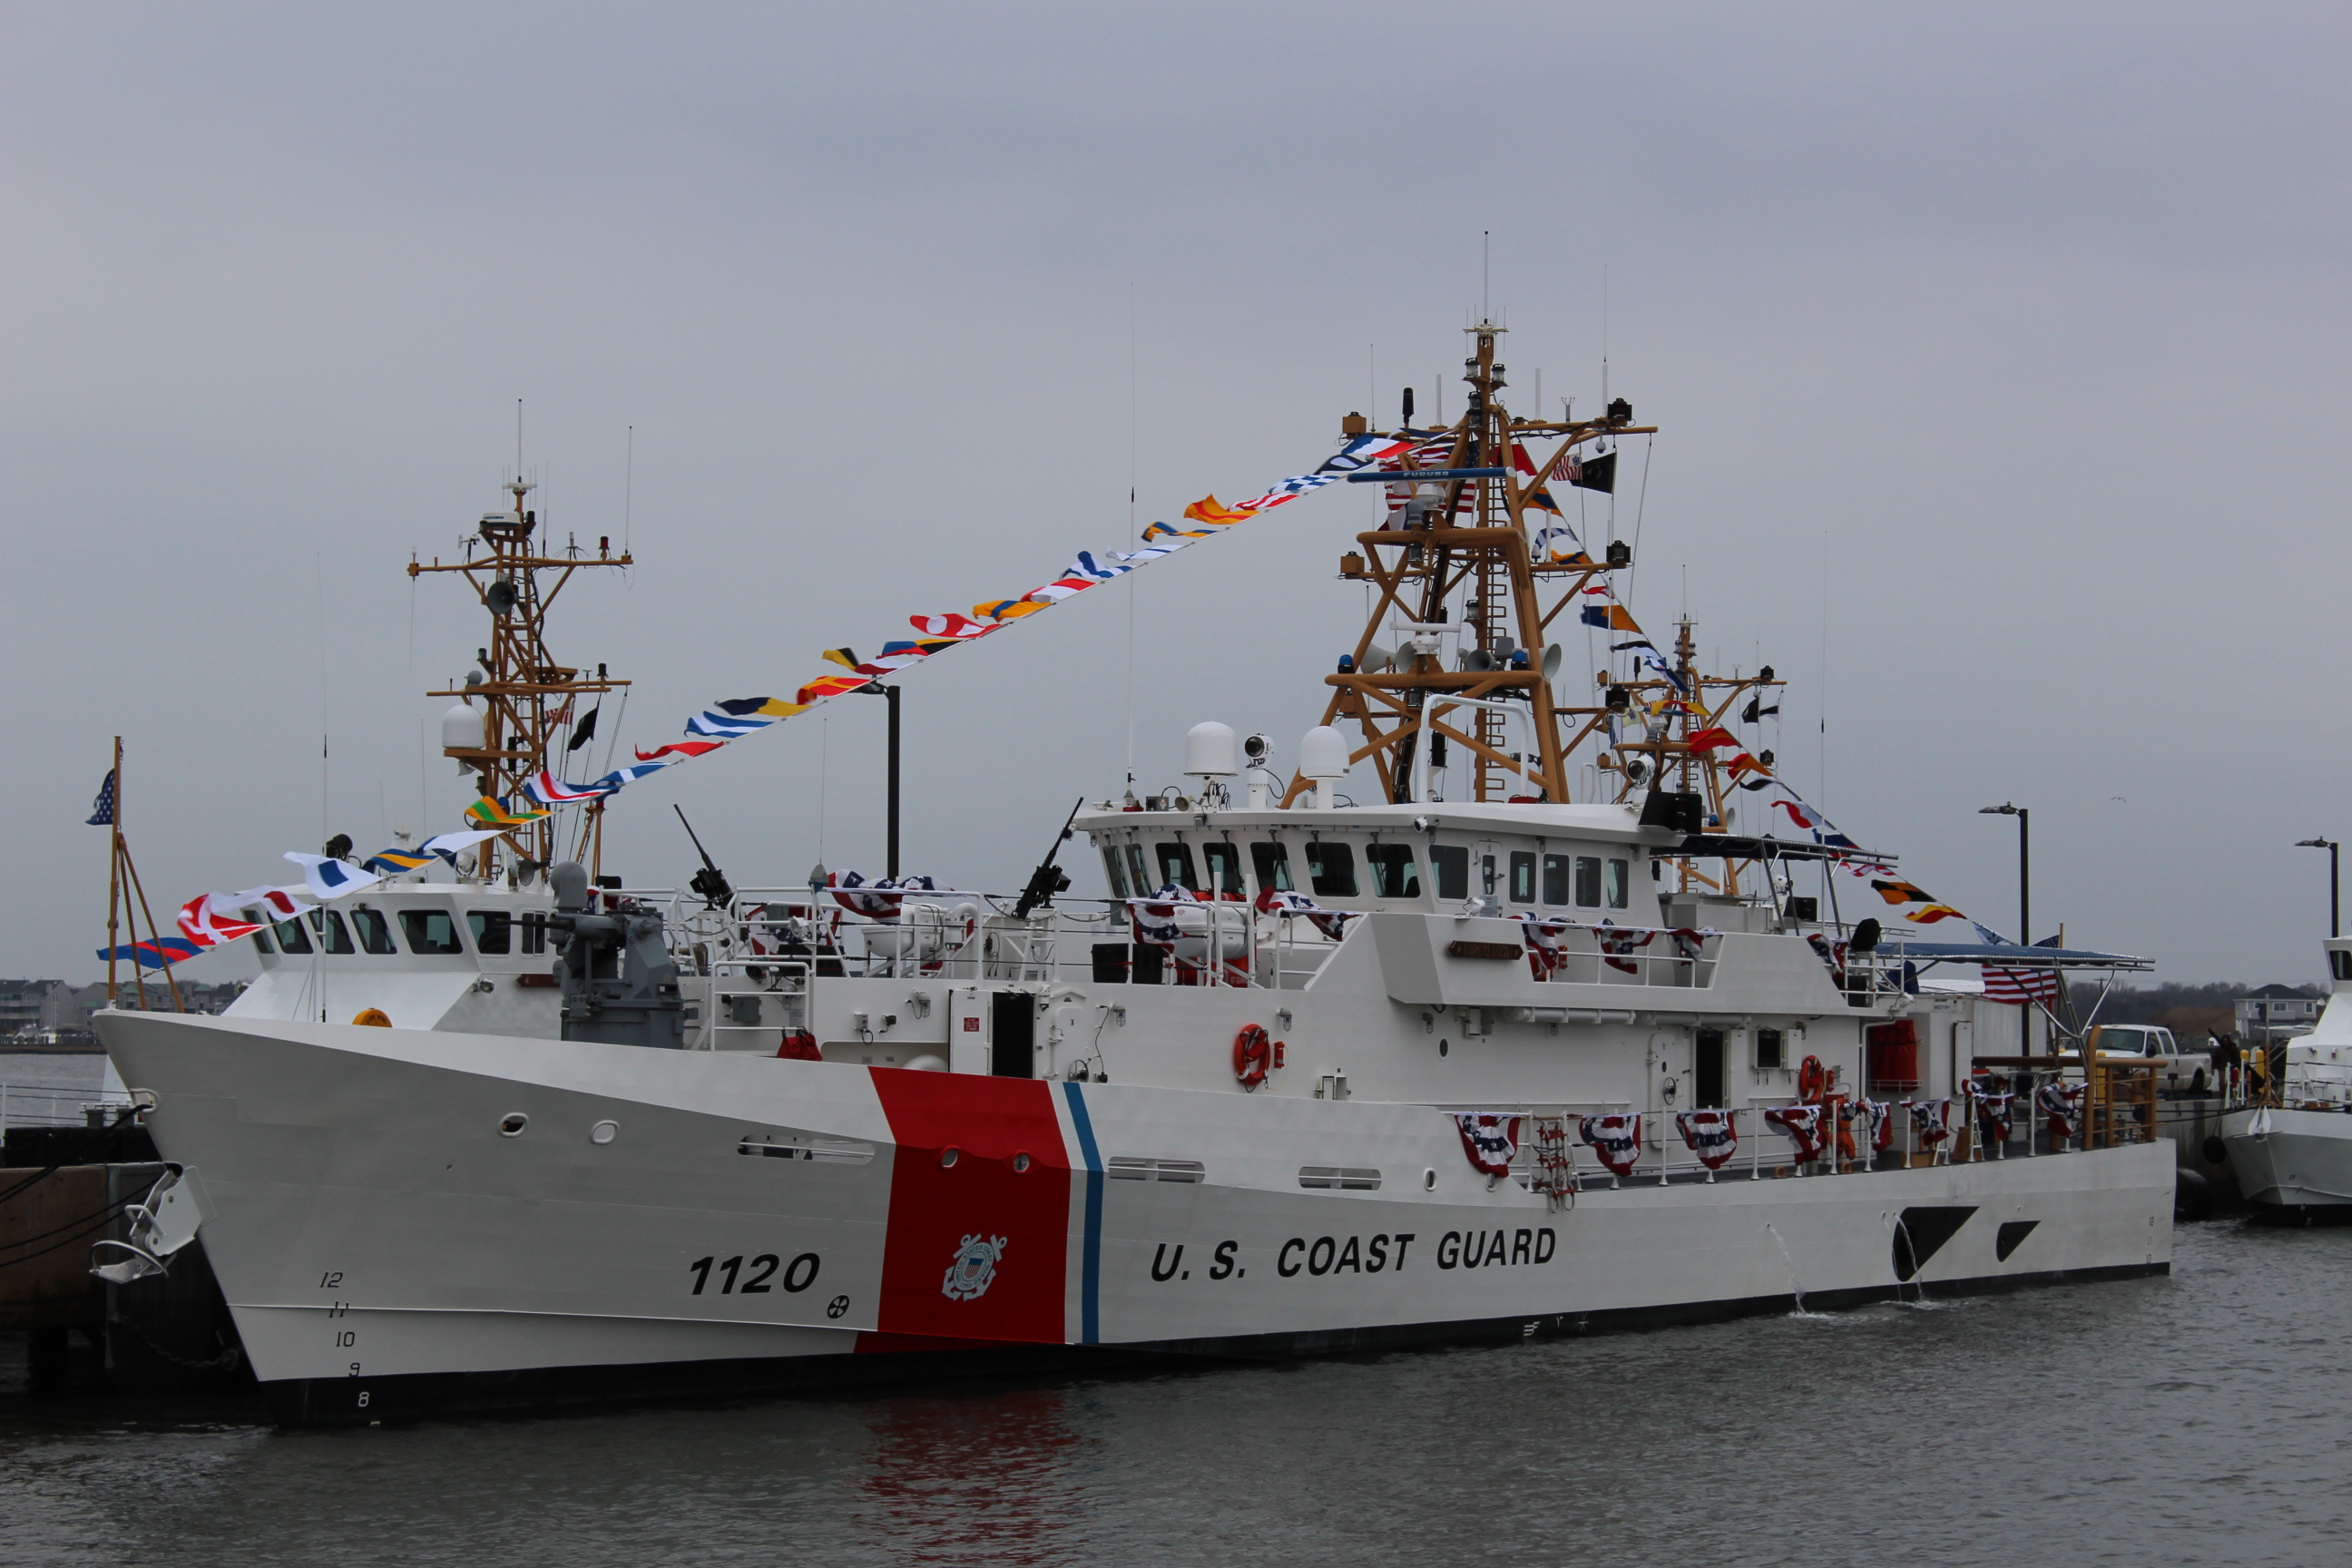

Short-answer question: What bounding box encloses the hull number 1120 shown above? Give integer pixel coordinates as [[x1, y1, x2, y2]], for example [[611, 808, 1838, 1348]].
[[689, 1252, 821, 1295]]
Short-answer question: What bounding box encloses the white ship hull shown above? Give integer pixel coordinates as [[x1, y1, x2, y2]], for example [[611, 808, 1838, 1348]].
[[101, 1011, 2171, 1425], [2221, 1106, 2352, 1216]]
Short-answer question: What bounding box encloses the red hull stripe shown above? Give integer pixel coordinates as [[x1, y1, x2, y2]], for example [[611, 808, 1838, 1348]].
[[868, 1068, 1072, 1345]]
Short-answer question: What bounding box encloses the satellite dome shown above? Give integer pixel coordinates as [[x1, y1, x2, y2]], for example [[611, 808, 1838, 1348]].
[[441, 701, 485, 752]]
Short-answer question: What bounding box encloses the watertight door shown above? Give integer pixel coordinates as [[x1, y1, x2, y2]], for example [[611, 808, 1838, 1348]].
[[1695, 1028, 1727, 1107], [990, 991, 1035, 1077]]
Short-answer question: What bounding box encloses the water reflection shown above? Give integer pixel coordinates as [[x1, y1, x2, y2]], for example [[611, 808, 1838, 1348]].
[[852, 1387, 1093, 1566]]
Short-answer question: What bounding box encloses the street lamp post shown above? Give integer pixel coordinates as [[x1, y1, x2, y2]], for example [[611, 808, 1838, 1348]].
[[857, 682, 902, 878], [1979, 802, 2029, 945], [2296, 838, 2338, 937]]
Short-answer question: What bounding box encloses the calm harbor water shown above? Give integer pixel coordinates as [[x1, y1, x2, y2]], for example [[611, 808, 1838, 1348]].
[[0, 1054, 111, 1127], [2, 1220, 2346, 1567]]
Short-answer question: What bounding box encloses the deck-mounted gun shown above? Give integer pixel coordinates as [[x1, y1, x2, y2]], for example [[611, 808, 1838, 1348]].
[[546, 861, 684, 1049], [1012, 797, 1086, 919], [673, 805, 734, 907]]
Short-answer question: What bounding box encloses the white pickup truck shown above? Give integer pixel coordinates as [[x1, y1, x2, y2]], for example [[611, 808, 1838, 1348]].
[[2067, 1024, 2224, 1094]]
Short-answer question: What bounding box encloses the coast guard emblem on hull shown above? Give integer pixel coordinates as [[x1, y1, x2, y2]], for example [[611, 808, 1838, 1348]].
[[943, 1233, 1009, 1301]]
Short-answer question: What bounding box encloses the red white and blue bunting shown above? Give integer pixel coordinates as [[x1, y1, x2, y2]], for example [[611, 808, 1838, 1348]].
[[2035, 1082, 2084, 1141], [1577, 1112, 1642, 1178], [1673, 1109, 1739, 1171], [1906, 1098, 1955, 1148], [1453, 1112, 1525, 1178], [1764, 1103, 1828, 1163]]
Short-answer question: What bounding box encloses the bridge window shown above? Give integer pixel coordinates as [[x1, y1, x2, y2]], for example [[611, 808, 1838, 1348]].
[[1542, 854, 1570, 906], [520, 911, 548, 956], [242, 909, 277, 955], [350, 907, 398, 955], [1509, 851, 1535, 905], [1250, 840, 1294, 893], [1306, 840, 1357, 898], [1430, 845, 1468, 900], [307, 910, 356, 956], [270, 914, 311, 955], [1123, 844, 1150, 897], [1202, 842, 1245, 897], [399, 909, 466, 956], [1574, 857, 1602, 907], [1154, 842, 1200, 893], [468, 910, 513, 956], [1606, 858, 1632, 909], [1101, 848, 1130, 899], [2334, 950, 2350, 982], [1365, 844, 1420, 899]]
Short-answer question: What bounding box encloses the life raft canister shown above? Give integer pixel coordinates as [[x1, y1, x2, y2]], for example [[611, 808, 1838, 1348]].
[[1233, 1024, 1273, 1089], [1797, 1054, 1828, 1104]]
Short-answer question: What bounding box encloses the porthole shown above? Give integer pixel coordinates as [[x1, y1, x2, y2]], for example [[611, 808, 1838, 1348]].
[[1423, 1168, 1436, 1191], [1438, 1038, 1449, 1058], [1012, 1152, 1033, 1173], [590, 1120, 619, 1145], [498, 1112, 529, 1138], [940, 1147, 960, 1168]]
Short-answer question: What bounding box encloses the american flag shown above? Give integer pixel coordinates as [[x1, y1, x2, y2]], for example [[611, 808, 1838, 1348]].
[[1379, 437, 1476, 518], [1982, 964, 2061, 1005], [86, 769, 115, 826]]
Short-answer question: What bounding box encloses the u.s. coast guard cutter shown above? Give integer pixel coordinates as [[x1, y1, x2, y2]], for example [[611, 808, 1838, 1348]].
[[97, 323, 2172, 1424]]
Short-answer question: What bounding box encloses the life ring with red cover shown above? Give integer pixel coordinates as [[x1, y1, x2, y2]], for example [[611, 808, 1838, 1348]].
[[1797, 1054, 1828, 1104], [1233, 1024, 1272, 1090]]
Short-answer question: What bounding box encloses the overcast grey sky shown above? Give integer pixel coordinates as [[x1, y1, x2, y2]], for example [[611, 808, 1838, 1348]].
[[4, 2, 2345, 985]]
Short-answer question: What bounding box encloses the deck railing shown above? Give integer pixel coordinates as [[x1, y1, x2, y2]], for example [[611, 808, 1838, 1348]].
[[1500, 1077, 2146, 1199]]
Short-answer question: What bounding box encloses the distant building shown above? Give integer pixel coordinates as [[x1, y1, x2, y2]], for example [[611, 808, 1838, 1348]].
[[0, 980, 91, 1039], [70, 978, 249, 1018], [2237, 984, 2323, 1043]]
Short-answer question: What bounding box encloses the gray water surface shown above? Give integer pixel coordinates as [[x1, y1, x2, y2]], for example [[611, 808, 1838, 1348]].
[[2, 1221, 2345, 1566]]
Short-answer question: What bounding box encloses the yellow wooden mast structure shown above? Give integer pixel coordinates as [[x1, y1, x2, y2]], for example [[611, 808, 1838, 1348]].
[[98, 736, 184, 1013], [1300, 318, 1791, 901], [1597, 619, 1788, 900], [1298, 317, 1652, 807], [409, 480, 632, 877]]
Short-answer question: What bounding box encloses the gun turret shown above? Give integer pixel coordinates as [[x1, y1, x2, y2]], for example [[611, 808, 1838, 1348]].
[[1012, 798, 1085, 919], [673, 805, 734, 906], [545, 861, 684, 1049]]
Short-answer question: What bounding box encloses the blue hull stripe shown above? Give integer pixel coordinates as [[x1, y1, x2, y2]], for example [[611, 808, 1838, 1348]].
[[1061, 1081, 1103, 1345]]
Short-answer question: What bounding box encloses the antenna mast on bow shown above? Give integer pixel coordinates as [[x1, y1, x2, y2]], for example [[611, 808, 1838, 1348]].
[[410, 480, 632, 877]]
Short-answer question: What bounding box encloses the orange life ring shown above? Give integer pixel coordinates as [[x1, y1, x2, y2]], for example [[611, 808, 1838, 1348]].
[[351, 1008, 391, 1027], [1797, 1054, 1828, 1105], [1233, 1024, 1272, 1090]]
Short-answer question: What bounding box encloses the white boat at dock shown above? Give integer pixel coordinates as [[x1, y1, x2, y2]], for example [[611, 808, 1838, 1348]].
[[2221, 937, 2352, 1218]]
